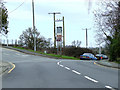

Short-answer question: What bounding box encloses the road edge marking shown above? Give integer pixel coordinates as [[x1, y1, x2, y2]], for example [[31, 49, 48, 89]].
[[94, 61, 106, 68], [8, 62, 16, 74]]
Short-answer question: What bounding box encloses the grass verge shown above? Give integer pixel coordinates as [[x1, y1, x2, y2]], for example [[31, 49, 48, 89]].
[[13, 46, 79, 60]]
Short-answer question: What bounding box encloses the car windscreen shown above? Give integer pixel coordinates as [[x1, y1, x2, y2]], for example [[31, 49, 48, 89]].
[[83, 53, 94, 57]]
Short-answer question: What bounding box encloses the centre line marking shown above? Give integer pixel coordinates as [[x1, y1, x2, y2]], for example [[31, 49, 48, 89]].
[[57, 62, 59, 65], [84, 76, 98, 83], [72, 70, 81, 75], [105, 86, 113, 89], [65, 67, 70, 70], [60, 65, 64, 67]]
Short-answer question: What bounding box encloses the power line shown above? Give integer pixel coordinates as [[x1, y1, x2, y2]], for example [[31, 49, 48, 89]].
[[8, 2, 25, 14]]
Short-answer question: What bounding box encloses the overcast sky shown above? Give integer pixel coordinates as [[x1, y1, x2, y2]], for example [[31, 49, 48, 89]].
[[2, 0, 101, 47]]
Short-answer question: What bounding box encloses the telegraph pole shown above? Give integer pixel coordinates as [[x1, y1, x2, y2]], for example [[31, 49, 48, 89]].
[[48, 12, 61, 48], [63, 16, 65, 49], [82, 28, 91, 48], [32, 0, 36, 51], [0, 2, 2, 34]]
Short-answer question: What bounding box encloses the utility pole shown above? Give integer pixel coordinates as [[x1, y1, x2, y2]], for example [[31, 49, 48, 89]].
[[63, 16, 65, 49], [32, 0, 36, 51], [82, 28, 91, 48], [0, 1, 1, 29], [48, 12, 61, 48]]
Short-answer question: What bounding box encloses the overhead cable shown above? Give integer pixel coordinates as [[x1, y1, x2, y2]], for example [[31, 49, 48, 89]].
[[8, 2, 25, 14]]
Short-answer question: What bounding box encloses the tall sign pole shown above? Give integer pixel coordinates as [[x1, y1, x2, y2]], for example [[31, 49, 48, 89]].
[[55, 16, 65, 55], [56, 27, 62, 55], [32, 0, 36, 51], [48, 12, 61, 48], [53, 13, 56, 48]]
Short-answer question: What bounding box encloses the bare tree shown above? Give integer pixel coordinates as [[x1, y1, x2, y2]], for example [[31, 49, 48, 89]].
[[19, 27, 49, 50], [93, 1, 120, 61], [72, 40, 81, 47]]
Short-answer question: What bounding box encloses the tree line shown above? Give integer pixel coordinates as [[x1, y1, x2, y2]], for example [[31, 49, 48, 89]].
[[94, 1, 120, 61]]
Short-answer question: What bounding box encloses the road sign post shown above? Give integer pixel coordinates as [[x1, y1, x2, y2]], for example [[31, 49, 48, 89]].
[[56, 27, 62, 55]]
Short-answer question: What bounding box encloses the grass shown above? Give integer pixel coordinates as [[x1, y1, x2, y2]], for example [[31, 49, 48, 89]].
[[13, 46, 79, 60], [13, 46, 45, 54], [13, 46, 25, 50]]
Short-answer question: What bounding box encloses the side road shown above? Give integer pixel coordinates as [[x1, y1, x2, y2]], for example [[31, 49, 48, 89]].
[[0, 61, 13, 75], [3, 46, 60, 59], [95, 60, 120, 69], [3, 46, 120, 69]]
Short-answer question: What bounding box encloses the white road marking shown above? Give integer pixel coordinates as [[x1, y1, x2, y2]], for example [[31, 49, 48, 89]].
[[80, 60, 93, 62], [22, 55, 29, 57], [65, 67, 70, 70], [57, 62, 59, 65], [16, 53, 21, 55], [60, 65, 64, 67], [105, 86, 113, 89], [84, 76, 98, 83], [72, 70, 81, 75], [16, 53, 29, 57]]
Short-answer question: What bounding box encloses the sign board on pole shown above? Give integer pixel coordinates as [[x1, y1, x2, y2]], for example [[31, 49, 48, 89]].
[[56, 27, 62, 42], [57, 27, 62, 33]]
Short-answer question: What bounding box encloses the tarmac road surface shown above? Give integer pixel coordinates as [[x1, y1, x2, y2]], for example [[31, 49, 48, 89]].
[[2, 48, 119, 89]]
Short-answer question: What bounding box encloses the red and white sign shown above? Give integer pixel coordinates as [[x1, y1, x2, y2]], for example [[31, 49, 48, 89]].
[[56, 27, 62, 42], [57, 34, 62, 41]]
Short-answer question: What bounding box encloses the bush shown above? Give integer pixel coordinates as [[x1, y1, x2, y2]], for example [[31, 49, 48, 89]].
[[42, 47, 94, 58], [63, 47, 94, 58]]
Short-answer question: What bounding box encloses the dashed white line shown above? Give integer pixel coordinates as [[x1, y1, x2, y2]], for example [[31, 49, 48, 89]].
[[57, 61, 101, 85], [65, 67, 70, 70], [60, 65, 64, 67], [84, 76, 98, 83], [57, 62, 60, 65], [105, 86, 113, 89], [72, 70, 81, 75]]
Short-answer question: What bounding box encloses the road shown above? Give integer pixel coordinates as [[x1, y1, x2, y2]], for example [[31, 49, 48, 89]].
[[2, 48, 119, 89]]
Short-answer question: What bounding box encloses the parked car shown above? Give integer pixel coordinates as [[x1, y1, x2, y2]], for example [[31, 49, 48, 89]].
[[96, 54, 108, 60], [80, 53, 97, 60]]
